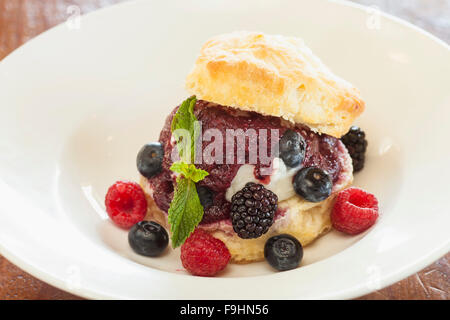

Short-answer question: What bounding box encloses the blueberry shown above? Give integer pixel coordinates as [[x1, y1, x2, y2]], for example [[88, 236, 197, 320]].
[[293, 167, 332, 202], [279, 130, 306, 167], [137, 143, 164, 179], [264, 234, 303, 271], [196, 185, 214, 208], [128, 221, 169, 257]]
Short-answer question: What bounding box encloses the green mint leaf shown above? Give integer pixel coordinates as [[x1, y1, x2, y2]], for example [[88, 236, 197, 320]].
[[187, 166, 209, 183], [168, 177, 204, 248], [171, 96, 198, 163], [168, 96, 209, 247], [170, 162, 209, 183], [169, 161, 188, 175]]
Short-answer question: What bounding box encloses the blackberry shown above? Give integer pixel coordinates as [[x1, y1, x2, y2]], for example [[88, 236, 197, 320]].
[[196, 185, 214, 208], [340, 126, 368, 172], [230, 182, 278, 239]]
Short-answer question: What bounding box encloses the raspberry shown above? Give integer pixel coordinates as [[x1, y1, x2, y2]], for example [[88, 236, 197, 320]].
[[230, 182, 278, 239], [331, 187, 379, 235], [181, 229, 231, 276], [105, 181, 147, 229]]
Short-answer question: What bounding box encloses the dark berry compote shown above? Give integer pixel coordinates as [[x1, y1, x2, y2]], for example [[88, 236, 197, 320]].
[[146, 100, 349, 225]]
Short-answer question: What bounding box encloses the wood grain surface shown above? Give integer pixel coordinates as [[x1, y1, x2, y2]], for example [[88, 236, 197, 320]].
[[0, 0, 449, 300]]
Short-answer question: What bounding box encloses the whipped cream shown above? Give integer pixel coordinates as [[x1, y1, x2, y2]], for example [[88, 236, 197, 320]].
[[225, 158, 300, 202]]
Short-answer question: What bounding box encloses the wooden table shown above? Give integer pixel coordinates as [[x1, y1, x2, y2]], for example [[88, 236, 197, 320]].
[[0, 0, 449, 300]]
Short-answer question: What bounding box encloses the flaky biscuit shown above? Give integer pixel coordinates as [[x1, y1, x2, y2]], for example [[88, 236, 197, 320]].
[[186, 31, 364, 138]]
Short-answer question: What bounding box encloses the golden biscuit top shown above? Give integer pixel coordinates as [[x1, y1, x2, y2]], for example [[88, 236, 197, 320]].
[[186, 31, 364, 138]]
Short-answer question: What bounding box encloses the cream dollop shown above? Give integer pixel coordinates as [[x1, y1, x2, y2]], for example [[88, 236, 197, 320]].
[[225, 158, 300, 202]]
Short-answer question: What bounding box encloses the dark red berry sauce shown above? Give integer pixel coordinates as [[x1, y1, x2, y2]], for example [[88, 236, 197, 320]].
[[148, 100, 345, 224]]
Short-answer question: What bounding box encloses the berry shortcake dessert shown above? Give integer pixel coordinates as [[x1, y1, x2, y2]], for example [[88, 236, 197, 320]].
[[105, 31, 379, 275]]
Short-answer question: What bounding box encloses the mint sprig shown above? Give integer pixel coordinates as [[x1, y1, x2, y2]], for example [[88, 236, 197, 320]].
[[168, 96, 209, 248]]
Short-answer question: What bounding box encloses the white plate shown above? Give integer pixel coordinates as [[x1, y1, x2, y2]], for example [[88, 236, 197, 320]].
[[0, 0, 449, 300]]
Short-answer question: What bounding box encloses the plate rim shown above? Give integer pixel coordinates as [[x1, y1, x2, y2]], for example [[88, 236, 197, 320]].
[[0, 0, 449, 300]]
